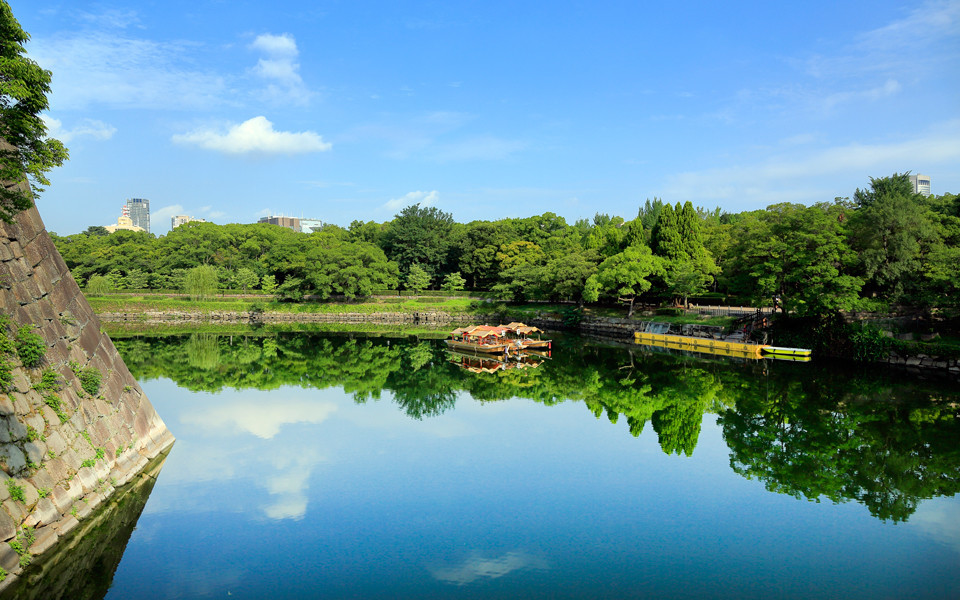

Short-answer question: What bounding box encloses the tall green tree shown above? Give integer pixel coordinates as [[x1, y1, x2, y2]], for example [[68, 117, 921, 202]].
[[583, 245, 665, 316], [849, 174, 940, 302], [382, 204, 455, 284], [0, 1, 68, 221], [183, 265, 219, 301], [405, 263, 431, 292]]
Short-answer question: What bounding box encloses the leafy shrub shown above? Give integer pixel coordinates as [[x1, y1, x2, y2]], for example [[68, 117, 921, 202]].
[[15, 326, 45, 367], [6, 479, 25, 503], [0, 358, 12, 393], [656, 307, 684, 317], [79, 367, 102, 396], [43, 394, 69, 423], [32, 368, 62, 392]]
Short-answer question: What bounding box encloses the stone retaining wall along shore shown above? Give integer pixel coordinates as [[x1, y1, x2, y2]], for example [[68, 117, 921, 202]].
[[98, 310, 478, 326], [0, 188, 173, 590]]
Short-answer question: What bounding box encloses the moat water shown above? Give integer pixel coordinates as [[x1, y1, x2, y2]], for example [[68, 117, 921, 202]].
[[21, 331, 960, 599]]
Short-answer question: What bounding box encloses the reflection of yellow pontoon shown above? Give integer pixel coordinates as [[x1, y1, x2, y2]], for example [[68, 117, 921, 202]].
[[634, 330, 812, 361]]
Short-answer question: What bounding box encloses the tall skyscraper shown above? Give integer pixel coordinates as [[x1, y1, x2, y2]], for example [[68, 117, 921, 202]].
[[124, 198, 151, 233]]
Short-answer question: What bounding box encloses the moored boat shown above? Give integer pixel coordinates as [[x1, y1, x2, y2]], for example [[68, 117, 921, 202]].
[[760, 345, 812, 357], [445, 323, 552, 354]]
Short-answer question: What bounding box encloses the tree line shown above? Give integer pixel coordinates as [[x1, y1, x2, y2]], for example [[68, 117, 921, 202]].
[[51, 173, 959, 314]]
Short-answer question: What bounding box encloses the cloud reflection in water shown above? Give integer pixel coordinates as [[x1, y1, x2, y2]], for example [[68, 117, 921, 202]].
[[428, 550, 550, 586]]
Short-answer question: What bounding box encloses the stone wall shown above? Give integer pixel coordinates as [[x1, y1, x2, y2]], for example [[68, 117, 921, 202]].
[[0, 196, 172, 589]]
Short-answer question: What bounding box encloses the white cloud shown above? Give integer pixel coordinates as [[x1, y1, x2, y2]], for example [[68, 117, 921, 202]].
[[249, 33, 311, 105], [42, 115, 116, 142], [28, 34, 227, 111], [152, 204, 185, 228], [172, 116, 332, 155], [383, 190, 439, 211], [662, 119, 960, 208]]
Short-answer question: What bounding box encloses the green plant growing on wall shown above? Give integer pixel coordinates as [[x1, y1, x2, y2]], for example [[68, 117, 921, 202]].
[[31, 367, 62, 392], [8, 528, 36, 569], [0, 358, 11, 392], [43, 394, 69, 422], [68, 360, 82, 377], [15, 326, 45, 367], [81, 446, 106, 468], [79, 366, 102, 396], [37, 487, 51, 498], [5, 479, 25, 503]]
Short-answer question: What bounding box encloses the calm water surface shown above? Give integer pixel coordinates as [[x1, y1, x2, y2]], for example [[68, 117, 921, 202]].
[[51, 332, 960, 599]]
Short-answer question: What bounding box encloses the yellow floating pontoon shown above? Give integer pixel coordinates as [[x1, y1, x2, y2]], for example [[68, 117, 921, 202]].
[[634, 331, 765, 360], [634, 331, 813, 361]]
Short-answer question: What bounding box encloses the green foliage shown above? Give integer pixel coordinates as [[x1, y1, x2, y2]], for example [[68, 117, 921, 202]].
[[260, 274, 278, 295], [31, 367, 62, 392], [85, 273, 113, 296], [234, 267, 260, 293], [440, 271, 467, 292], [405, 264, 431, 292], [37, 487, 51, 498], [43, 394, 69, 422], [6, 479, 25, 502], [81, 447, 105, 468], [183, 265, 220, 301], [78, 366, 102, 396], [15, 326, 45, 367], [0, 2, 69, 222], [9, 527, 35, 568], [0, 357, 12, 392]]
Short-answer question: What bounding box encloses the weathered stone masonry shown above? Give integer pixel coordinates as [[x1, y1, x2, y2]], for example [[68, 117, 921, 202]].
[[0, 193, 172, 588]]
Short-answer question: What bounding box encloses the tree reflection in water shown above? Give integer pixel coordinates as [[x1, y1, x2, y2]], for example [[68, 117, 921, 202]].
[[113, 331, 960, 522]]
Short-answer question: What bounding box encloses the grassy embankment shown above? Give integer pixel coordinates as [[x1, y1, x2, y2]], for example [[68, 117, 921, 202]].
[[88, 294, 736, 327]]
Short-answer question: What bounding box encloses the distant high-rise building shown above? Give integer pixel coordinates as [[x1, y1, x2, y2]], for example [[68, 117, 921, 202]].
[[171, 215, 208, 229], [300, 218, 324, 234], [124, 198, 151, 233], [258, 215, 301, 232], [909, 174, 931, 197]]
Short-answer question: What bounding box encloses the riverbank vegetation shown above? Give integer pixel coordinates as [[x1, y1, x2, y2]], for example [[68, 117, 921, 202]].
[[52, 174, 958, 320]]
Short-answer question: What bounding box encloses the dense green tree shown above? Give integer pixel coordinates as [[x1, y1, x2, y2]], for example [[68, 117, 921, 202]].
[[234, 267, 260, 293], [84, 274, 112, 296], [123, 268, 149, 290], [441, 271, 467, 292], [0, 2, 69, 222], [183, 265, 219, 301], [723, 202, 862, 315], [849, 174, 940, 302], [382, 204, 455, 283], [83, 225, 109, 237], [405, 263, 431, 292], [583, 244, 665, 316], [540, 251, 600, 304]]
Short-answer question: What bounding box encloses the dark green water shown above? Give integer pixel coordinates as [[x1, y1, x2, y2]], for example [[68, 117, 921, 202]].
[[25, 331, 960, 599]]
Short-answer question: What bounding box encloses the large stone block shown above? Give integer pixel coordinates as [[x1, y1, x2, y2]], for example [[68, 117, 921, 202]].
[[0, 508, 15, 542], [0, 443, 26, 473], [28, 523, 58, 555]]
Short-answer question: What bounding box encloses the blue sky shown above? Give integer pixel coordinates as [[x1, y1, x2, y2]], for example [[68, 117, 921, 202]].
[[11, 0, 960, 236]]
